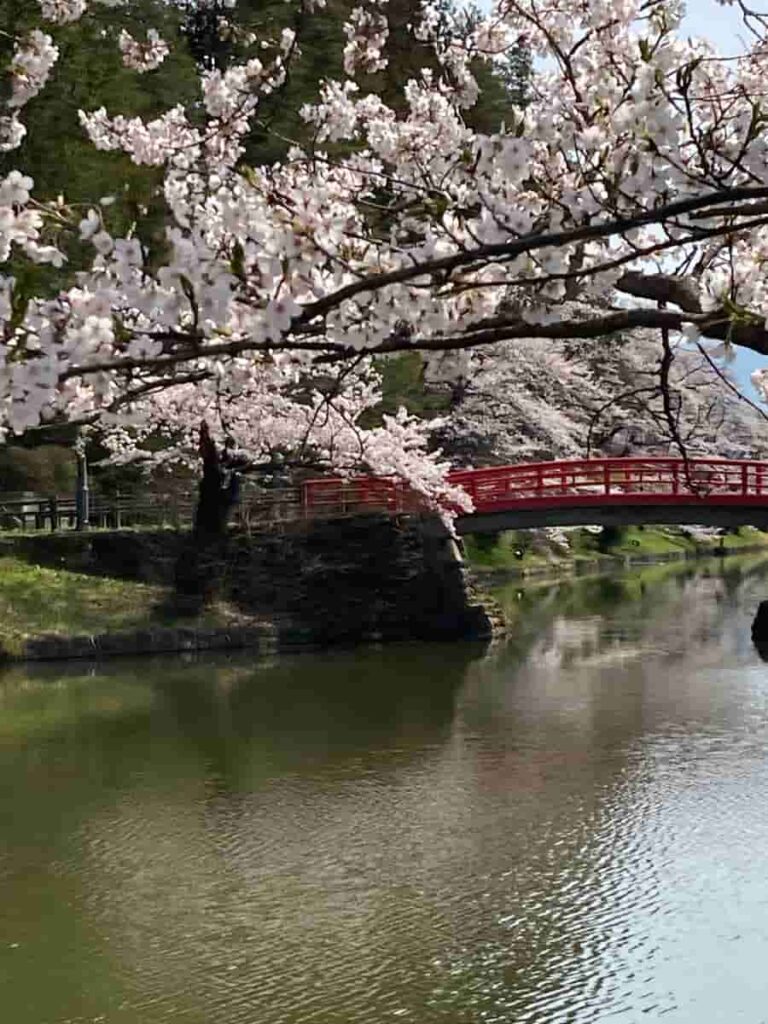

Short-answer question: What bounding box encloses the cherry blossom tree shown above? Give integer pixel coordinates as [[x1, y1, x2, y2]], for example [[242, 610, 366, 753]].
[[4, 0, 768, 530]]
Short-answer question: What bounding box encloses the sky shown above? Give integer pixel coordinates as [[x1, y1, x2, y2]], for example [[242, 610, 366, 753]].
[[682, 0, 751, 49]]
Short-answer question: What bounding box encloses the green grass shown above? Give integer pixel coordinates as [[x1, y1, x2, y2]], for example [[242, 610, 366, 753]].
[[0, 556, 246, 658], [581, 525, 691, 556], [464, 531, 532, 570], [0, 557, 169, 654], [710, 526, 768, 549], [464, 525, 768, 574], [598, 525, 768, 557]]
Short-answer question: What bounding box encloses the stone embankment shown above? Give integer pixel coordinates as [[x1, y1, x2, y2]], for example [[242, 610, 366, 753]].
[[0, 515, 506, 661]]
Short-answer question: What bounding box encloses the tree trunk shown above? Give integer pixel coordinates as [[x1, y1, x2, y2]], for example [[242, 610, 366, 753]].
[[193, 420, 238, 540], [175, 422, 239, 609]]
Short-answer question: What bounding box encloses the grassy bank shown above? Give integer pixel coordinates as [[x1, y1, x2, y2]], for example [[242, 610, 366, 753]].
[[0, 556, 243, 659], [463, 525, 768, 576]]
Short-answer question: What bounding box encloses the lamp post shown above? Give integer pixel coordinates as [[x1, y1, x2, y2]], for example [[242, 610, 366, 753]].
[[75, 443, 90, 531]]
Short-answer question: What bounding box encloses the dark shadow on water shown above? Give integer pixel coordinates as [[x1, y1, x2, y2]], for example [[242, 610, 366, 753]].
[[0, 641, 489, 797], [151, 642, 487, 789]]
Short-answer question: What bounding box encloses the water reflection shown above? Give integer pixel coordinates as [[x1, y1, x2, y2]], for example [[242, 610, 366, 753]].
[[2, 557, 768, 1023]]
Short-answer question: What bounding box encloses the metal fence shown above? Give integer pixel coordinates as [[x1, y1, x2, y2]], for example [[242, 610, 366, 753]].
[[0, 487, 324, 533], [0, 494, 196, 532]]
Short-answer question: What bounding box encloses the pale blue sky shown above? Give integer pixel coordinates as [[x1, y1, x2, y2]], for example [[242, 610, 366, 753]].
[[682, 0, 750, 49]]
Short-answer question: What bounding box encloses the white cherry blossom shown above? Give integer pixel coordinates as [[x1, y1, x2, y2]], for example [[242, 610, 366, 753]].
[[3, 0, 768, 514], [8, 31, 59, 111], [38, 0, 87, 24], [118, 29, 170, 73]]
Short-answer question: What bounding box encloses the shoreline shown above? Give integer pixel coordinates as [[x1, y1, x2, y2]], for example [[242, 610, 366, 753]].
[[469, 539, 768, 585], [2, 527, 768, 665]]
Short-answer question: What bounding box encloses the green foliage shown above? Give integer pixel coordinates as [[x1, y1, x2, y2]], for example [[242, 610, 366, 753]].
[[373, 352, 451, 420], [0, 445, 76, 494], [464, 525, 768, 575], [597, 524, 624, 551], [1, 0, 198, 289], [181, 0, 531, 165], [0, 2, 200, 493], [497, 39, 532, 109], [464, 531, 530, 569]]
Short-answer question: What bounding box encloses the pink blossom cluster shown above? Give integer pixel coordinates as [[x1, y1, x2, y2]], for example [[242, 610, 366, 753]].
[[118, 29, 170, 73], [2, 0, 768, 515], [8, 30, 59, 112], [38, 0, 88, 24], [343, 2, 389, 77]]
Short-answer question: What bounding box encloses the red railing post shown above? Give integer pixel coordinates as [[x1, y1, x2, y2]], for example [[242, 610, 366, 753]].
[[603, 463, 611, 496], [672, 463, 679, 495], [742, 464, 748, 497], [463, 475, 474, 506]]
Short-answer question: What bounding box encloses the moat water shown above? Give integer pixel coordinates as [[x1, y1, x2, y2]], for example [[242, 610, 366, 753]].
[[2, 556, 768, 1023]]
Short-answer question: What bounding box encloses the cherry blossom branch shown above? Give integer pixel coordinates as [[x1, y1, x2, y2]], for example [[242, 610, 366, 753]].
[[299, 186, 768, 323]]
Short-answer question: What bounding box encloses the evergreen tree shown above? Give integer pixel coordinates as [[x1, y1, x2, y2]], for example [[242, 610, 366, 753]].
[[0, 1, 198, 493], [180, 0, 531, 164], [177, 1, 531, 425], [1, 0, 198, 292]]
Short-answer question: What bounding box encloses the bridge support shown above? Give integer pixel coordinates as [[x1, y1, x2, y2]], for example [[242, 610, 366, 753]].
[[419, 515, 507, 640]]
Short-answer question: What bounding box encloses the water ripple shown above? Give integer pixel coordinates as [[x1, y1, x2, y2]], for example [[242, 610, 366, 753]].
[[3, 565, 768, 1021]]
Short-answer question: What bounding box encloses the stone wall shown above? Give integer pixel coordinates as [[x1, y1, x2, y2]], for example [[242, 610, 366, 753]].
[[1, 515, 506, 648]]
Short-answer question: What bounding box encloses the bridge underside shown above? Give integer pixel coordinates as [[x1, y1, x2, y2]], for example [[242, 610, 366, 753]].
[[456, 504, 768, 535]]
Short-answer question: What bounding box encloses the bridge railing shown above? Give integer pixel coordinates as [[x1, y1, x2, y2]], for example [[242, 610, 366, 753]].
[[298, 457, 768, 520], [299, 477, 425, 517], [447, 457, 768, 510]]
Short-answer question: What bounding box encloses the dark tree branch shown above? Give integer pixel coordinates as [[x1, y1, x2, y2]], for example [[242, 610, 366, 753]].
[[617, 272, 704, 313], [298, 185, 768, 323]]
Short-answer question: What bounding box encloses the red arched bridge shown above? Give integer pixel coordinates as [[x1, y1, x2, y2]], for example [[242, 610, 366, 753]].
[[301, 457, 768, 534]]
